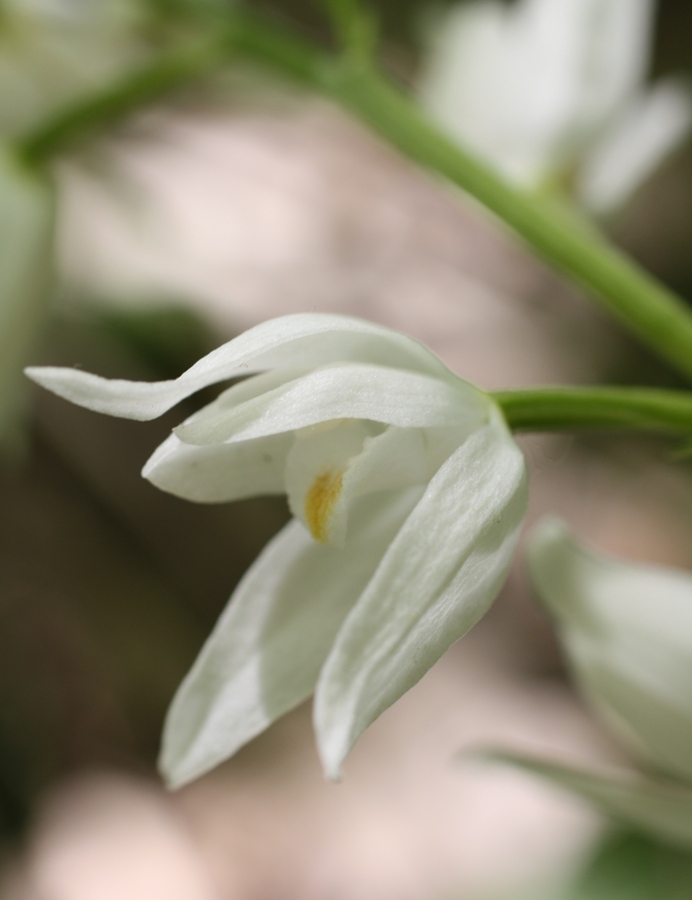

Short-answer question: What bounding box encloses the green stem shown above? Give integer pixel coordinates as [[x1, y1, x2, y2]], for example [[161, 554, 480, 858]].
[[228, 12, 692, 382], [494, 386, 692, 435], [18, 37, 231, 167], [16, 7, 692, 385]]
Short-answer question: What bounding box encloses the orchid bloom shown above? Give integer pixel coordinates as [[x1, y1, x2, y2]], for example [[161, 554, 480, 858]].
[[419, 0, 692, 214], [0, 0, 145, 138], [506, 518, 692, 848], [0, 146, 53, 443], [26, 313, 527, 785]]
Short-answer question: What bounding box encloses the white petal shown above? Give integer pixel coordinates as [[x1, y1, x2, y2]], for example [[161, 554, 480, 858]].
[[285, 422, 429, 547], [419, 0, 562, 183], [590, 0, 655, 112], [314, 409, 527, 778], [174, 364, 486, 446], [515, 0, 653, 171], [285, 422, 476, 548], [418, 0, 655, 185], [578, 79, 692, 213], [159, 487, 423, 788], [529, 519, 692, 784], [25, 313, 453, 421], [142, 431, 292, 502], [491, 752, 692, 849], [0, 147, 53, 438]]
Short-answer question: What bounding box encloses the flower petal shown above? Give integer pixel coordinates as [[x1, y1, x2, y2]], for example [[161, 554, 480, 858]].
[[25, 313, 453, 421], [314, 409, 527, 779], [529, 519, 692, 784], [585, 0, 655, 116], [419, 0, 655, 185], [142, 431, 292, 502], [489, 751, 692, 849], [419, 0, 562, 183], [174, 364, 486, 446], [578, 78, 692, 213], [159, 487, 423, 788], [285, 422, 476, 548]]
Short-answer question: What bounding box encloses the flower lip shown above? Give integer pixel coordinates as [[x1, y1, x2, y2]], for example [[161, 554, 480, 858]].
[[305, 468, 344, 544]]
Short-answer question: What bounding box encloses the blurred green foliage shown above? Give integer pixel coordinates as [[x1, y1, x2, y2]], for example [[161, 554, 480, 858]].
[[568, 831, 692, 900]]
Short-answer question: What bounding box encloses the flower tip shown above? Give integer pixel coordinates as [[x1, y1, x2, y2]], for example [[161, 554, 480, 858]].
[[157, 749, 196, 791], [318, 742, 346, 783], [324, 765, 344, 784], [24, 365, 49, 385], [24, 366, 81, 400]]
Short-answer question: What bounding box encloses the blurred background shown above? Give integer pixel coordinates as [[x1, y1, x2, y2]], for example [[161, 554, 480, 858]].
[[3, 0, 692, 897]]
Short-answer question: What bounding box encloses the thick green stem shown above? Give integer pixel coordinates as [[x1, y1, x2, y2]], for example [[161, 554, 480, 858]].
[[494, 387, 692, 435], [16, 7, 692, 385], [228, 13, 692, 383]]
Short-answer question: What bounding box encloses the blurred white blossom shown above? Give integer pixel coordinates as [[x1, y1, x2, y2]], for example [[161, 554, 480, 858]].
[[419, 0, 692, 214], [0, 1, 155, 440], [510, 518, 692, 847], [0, 146, 53, 443], [26, 313, 528, 785], [0, 0, 147, 138]]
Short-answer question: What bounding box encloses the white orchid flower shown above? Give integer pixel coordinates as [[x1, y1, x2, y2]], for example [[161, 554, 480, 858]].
[[502, 518, 692, 847], [26, 313, 527, 785], [419, 0, 692, 214], [0, 0, 145, 138], [0, 146, 54, 444]]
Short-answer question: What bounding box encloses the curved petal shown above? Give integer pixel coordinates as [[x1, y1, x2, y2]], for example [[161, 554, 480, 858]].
[[159, 487, 423, 788], [174, 364, 486, 446], [142, 431, 292, 502], [529, 519, 692, 784], [490, 751, 692, 849], [25, 313, 453, 421], [314, 409, 528, 779]]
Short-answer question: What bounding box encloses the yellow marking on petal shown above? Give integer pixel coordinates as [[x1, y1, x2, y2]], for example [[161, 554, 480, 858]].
[[305, 468, 343, 544]]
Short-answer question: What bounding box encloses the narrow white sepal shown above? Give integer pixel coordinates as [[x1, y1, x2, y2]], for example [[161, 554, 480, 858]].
[[25, 313, 454, 421], [579, 78, 692, 213]]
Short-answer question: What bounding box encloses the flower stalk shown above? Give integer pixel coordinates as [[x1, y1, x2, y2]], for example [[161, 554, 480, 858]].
[[493, 386, 692, 434], [16, 5, 692, 385]]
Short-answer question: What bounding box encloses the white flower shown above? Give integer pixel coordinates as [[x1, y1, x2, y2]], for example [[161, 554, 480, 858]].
[[26, 313, 527, 785], [504, 518, 692, 847], [418, 0, 692, 214], [0, 146, 54, 444], [0, 0, 145, 138]]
